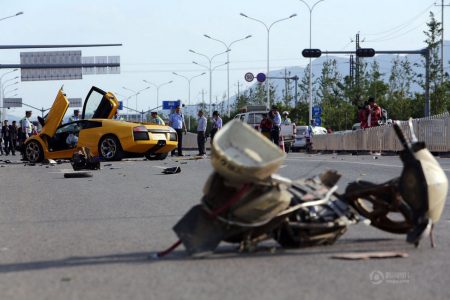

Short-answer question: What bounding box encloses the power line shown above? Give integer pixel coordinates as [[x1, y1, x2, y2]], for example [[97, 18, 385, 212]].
[[364, 3, 434, 37]]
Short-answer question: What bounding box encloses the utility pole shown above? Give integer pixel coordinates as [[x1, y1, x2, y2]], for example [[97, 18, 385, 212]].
[[355, 33, 360, 89], [236, 81, 241, 99], [436, 0, 450, 82], [349, 54, 354, 87]]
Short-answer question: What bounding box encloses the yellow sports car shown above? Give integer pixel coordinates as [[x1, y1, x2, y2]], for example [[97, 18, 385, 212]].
[[24, 86, 178, 162]]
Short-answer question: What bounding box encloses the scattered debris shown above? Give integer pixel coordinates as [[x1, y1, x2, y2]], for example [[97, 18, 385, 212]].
[[71, 147, 100, 171], [104, 163, 113, 167], [64, 172, 93, 178], [162, 166, 181, 174], [43, 159, 57, 165], [60, 277, 71, 282], [331, 251, 408, 260]]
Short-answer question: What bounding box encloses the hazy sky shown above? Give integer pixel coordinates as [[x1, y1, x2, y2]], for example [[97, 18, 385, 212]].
[[0, 0, 443, 117]]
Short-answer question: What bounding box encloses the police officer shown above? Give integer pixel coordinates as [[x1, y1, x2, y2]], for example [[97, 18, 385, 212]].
[[169, 106, 186, 156], [270, 105, 282, 145], [197, 110, 207, 157], [20, 111, 33, 156], [282, 111, 292, 125], [69, 109, 80, 122]]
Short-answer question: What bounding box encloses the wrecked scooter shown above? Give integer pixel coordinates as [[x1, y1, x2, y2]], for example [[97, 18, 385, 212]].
[[157, 119, 447, 258]]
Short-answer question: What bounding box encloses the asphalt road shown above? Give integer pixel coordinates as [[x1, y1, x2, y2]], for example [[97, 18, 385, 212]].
[[0, 152, 449, 300]]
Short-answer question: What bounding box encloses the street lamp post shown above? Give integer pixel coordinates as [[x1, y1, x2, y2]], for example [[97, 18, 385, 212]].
[[114, 91, 133, 120], [0, 69, 18, 121], [240, 13, 297, 109], [298, 0, 325, 123], [189, 49, 229, 117], [203, 34, 252, 117], [172, 72, 206, 130], [122, 86, 150, 121], [192, 60, 228, 116], [142, 80, 173, 111]]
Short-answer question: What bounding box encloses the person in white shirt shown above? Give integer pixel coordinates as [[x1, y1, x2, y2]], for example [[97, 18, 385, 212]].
[[197, 110, 207, 156], [210, 110, 222, 142], [20, 111, 33, 156], [69, 110, 80, 122], [66, 131, 78, 148], [282, 111, 292, 125], [270, 105, 282, 145]]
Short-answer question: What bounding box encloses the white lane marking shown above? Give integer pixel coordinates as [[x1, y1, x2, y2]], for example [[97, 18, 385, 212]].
[[285, 157, 402, 168], [286, 157, 450, 172]]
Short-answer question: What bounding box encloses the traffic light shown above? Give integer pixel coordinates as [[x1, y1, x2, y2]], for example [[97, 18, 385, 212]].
[[302, 49, 322, 58], [356, 48, 375, 57]]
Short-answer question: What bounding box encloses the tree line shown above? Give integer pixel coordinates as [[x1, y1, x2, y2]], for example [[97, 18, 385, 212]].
[[227, 12, 450, 131]]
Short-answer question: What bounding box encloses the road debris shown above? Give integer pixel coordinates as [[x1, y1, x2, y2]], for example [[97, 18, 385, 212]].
[[64, 172, 93, 178], [162, 166, 181, 174], [331, 251, 408, 260], [156, 120, 448, 257], [71, 147, 100, 171]]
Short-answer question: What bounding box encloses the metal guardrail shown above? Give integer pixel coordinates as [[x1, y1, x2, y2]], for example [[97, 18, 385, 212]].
[[312, 112, 450, 152]]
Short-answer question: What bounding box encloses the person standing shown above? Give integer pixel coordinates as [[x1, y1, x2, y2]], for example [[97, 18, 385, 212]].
[[282, 111, 292, 125], [305, 120, 315, 153], [69, 109, 80, 122], [2, 120, 12, 156], [169, 106, 186, 156], [270, 105, 282, 145], [196, 110, 207, 157], [210, 111, 222, 142], [358, 101, 369, 129], [260, 113, 273, 139], [0, 125, 3, 155], [149, 111, 165, 125], [10, 121, 18, 155], [20, 111, 33, 156], [366, 97, 382, 128]]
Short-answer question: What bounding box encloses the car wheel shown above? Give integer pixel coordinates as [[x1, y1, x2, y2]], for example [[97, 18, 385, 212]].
[[145, 152, 169, 160], [25, 140, 44, 163], [99, 135, 123, 161]]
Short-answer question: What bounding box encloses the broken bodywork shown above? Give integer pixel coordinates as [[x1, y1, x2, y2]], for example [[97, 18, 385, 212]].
[[160, 119, 447, 257]]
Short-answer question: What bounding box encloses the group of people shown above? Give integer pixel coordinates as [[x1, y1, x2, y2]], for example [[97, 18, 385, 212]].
[[148, 106, 223, 157], [358, 97, 383, 129], [195, 110, 222, 157], [0, 110, 35, 156], [260, 105, 291, 145]]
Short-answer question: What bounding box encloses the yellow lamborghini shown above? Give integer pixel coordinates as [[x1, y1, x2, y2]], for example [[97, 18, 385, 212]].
[[24, 86, 178, 162]]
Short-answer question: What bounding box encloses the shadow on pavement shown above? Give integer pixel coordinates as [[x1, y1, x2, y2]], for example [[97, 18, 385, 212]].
[[0, 238, 411, 273]]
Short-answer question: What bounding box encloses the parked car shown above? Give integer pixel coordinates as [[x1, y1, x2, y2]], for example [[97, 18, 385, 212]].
[[234, 108, 296, 152], [292, 125, 327, 152], [24, 86, 178, 162]]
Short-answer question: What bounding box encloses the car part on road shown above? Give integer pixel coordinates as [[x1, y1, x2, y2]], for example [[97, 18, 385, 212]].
[[155, 119, 447, 258], [71, 147, 101, 171], [331, 251, 408, 260], [64, 171, 93, 178], [162, 166, 181, 174]]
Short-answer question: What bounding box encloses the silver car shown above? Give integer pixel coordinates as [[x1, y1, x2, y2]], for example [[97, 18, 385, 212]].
[[292, 125, 327, 151]]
